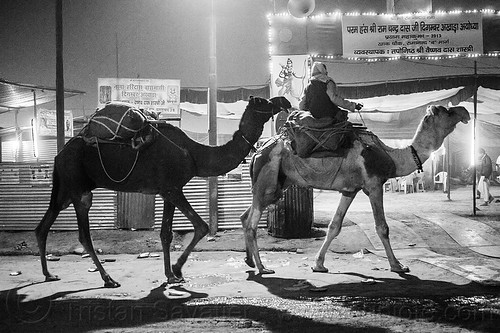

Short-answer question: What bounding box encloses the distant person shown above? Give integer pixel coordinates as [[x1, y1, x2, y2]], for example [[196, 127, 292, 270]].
[[496, 154, 500, 181], [299, 62, 362, 122], [477, 148, 494, 206]]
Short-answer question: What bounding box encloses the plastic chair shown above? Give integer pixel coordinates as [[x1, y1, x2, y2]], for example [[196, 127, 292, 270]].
[[416, 173, 425, 192], [399, 175, 415, 194], [383, 180, 392, 192], [434, 171, 447, 192]]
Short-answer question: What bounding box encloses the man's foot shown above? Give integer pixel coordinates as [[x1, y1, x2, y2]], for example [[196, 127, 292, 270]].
[[488, 195, 495, 204], [480, 202, 488, 206]]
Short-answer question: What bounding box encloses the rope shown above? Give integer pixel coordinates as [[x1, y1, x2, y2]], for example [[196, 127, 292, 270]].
[[96, 139, 140, 183]]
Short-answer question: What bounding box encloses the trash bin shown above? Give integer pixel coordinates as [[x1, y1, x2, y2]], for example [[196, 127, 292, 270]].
[[116, 192, 156, 230], [267, 185, 313, 238]]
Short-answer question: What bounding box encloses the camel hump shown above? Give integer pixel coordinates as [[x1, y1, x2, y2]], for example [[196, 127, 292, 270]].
[[86, 102, 153, 141]]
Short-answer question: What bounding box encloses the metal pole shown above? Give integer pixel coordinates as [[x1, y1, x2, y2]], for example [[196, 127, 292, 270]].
[[32, 90, 39, 159], [56, 0, 65, 152], [208, 0, 218, 235], [472, 61, 478, 215], [446, 136, 450, 200]]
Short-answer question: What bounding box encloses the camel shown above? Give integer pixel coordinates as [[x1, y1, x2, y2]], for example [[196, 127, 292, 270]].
[[35, 96, 291, 288], [240, 105, 470, 275]]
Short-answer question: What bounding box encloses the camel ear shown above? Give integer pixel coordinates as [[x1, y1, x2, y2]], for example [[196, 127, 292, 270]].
[[426, 105, 436, 116]]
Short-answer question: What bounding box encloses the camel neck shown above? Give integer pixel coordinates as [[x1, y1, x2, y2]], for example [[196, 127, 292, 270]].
[[193, 130, 256, 177]]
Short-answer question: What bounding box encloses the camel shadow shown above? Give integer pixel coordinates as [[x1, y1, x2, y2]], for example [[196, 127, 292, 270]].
[[245, 270, 500, 332], [0, 281, 385, 333]]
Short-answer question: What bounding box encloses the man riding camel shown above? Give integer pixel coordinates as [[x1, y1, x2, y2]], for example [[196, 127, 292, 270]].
[[299, 62, 363, 122]]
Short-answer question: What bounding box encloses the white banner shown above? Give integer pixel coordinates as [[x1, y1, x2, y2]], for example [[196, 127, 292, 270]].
[[37, 109, 73, 137], [270, 55, 310, 108], [98, 78, 181, 118], [342, 12, 483, 58]]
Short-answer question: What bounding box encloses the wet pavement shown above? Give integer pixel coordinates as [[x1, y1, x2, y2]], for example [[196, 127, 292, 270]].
[[1, 186, 499, 332]]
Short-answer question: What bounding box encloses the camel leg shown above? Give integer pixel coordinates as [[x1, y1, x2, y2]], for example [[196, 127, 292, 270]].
[[312, 191, 357, 273], [168, 191, 209, 281], [244, 204, 275, 274], [74, 192, 120, 288], [239, 206, 255, 268], [241, 147, 283, 275], [368, 187, 410, 273], [159, 200, 183, 284], [35, 204, 66, 282]]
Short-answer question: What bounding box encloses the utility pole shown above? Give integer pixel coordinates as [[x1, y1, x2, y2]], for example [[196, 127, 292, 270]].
[[56, 0, 65, 152], [208, 0, 218, 235]]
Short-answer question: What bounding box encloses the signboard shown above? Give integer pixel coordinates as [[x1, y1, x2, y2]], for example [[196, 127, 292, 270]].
[[342, 12, 483, 58], [270, 55, 310, 108], [98, 78, 181, 118], [37, 109, 74, 137]]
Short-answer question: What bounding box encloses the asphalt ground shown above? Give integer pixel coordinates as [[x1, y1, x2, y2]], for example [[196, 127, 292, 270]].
[[1, 185, 499, 332]]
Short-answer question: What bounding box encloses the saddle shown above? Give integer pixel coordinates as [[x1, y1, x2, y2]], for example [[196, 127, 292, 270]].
[[81, 101, 159, 150], [282, 110, 362, 158]]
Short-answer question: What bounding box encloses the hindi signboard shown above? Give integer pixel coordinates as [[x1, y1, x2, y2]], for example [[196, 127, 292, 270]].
[[97, 78, 181, 118], [37, 109, 74, 137], [342, 12, 483, 58]]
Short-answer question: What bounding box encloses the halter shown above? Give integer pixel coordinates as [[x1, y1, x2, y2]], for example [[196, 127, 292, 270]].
[[410, 145, 423, 172]]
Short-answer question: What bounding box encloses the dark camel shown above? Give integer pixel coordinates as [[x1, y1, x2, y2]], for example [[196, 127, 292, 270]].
[[241, 105, 470, 275], [35, 96, 291, 288]]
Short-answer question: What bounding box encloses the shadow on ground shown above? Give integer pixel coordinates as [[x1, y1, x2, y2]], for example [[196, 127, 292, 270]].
[[1, 274, 499, 333]]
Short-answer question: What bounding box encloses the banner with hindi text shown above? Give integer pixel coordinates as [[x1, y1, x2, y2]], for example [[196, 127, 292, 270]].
[[342, 12, 483, 58], [97, 78, 181, 118]]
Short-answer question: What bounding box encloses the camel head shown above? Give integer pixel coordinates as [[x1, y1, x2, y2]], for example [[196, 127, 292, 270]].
[[238, 96, 291, 142], [414, 105, 470, 148]]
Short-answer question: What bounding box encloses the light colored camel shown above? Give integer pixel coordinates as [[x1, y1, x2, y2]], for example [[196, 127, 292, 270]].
[[241, 105, 470, 275]]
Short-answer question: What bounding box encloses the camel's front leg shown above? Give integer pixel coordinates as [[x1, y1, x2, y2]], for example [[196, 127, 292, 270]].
[[368, 187, 409, 273], [168, 191, 209, 281], [313, 191, 357, 273]]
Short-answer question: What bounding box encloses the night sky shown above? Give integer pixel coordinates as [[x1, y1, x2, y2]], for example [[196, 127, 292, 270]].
[[0, 0, 498, 122]]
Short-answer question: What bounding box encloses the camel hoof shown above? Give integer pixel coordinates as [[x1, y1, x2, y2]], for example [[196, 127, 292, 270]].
[[45, 275, 60, 282], [167, 276, 185, 284], [245, 257, 255, 268], [259, 268, 275, 275], [391, 265, 410, 273], [104, 280, 121, 288], [172, 264, 183, 278], [311, 266, 329, 273]]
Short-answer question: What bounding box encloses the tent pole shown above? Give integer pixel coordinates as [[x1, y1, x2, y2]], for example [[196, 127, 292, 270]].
[[56, 0, 65, 153], [446, 136, 450, 200], [472, 61, 477, 215], [208, 0, 218, 235]]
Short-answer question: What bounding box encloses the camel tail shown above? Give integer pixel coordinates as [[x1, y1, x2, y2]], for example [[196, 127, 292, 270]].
[[48, 164, 61, 210]]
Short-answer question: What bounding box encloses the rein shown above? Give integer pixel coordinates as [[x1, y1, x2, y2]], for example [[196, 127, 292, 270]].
[[96, 139, 140, 183], [410, 145, 423, 172], [239, 131, 256, 152]]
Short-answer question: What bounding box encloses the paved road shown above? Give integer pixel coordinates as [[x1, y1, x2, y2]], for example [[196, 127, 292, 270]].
[[1, 186, 499, 332]]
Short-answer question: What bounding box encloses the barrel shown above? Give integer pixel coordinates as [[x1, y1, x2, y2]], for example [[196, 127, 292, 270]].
[[267, 185, 313, 238], [116, 192, 156, 230]]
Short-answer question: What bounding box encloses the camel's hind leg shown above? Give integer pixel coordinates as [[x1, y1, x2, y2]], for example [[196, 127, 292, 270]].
[[35, 166, 72, 282], [74, 191, 120, 288], [240, 207, 255, 268], [312, 191, 357, 273], [240, 144, 283, 275], [35, 203, 68, 282], [367, 186, 410, 273], [166, 190, 209, 282], [159, 200, 183, 284]]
